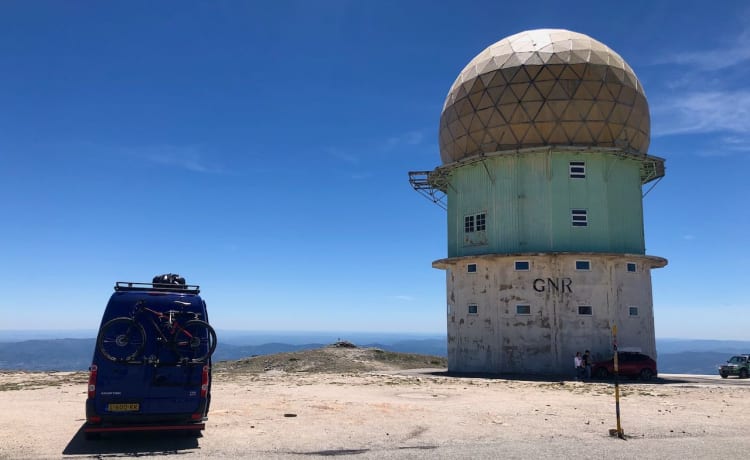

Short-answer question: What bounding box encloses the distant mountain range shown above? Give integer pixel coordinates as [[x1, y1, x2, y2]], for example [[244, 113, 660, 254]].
[[0, 335, 448, 372], [0, 333, 747, 375], [652, 338, 750, 375], [0, 338, 95, 371]]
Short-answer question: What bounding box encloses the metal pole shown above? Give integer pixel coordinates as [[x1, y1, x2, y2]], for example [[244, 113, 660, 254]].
[[612, 325, 625, 439]]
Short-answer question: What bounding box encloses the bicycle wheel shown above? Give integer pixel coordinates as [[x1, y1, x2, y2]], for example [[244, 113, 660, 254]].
[[97, 317, 146, 362], [173, 320, 217, 363]]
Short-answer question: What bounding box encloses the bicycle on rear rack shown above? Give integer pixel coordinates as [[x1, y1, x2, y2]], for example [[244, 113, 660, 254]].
[[97, 299, 217, 364]]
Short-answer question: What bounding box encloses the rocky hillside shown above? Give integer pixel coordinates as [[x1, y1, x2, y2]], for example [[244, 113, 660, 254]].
[[214, 341, 447, 375]]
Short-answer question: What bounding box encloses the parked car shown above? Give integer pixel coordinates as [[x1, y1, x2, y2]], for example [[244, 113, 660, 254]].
[[719, 355, 750, 379], [84, 275, 217, 439], [592, 351, 657, 380]]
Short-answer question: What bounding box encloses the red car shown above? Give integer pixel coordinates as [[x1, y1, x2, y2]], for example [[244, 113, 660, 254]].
[[592, 352, 657, 380]]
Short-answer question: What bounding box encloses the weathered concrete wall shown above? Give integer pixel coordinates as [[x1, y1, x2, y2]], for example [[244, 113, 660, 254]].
[[436, 253, 665, 375]]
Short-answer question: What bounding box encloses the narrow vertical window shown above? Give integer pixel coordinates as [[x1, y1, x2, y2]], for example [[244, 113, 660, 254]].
[[475, 213, 486, 231], [569, 161, 586, 179], [571, 209, 588, 227], [464, 215, 475, 233]]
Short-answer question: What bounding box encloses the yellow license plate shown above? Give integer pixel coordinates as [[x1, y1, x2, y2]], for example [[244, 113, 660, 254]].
[[107, 403, 140, 412]]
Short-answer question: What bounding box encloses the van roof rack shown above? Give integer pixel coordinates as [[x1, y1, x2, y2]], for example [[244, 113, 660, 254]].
[[114, 281, 200, 294]]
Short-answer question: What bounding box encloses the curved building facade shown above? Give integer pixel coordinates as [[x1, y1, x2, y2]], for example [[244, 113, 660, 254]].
[[410, 29, 667, 375]]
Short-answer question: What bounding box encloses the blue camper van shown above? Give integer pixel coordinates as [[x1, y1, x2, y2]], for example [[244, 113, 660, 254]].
[[85, 275, 217, 438]]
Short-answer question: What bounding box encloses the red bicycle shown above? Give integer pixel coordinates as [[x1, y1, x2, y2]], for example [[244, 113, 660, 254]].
[[97, 300, 217, 364]]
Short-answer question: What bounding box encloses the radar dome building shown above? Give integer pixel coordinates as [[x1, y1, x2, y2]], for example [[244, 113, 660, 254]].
[[409, 29, 667, 375]]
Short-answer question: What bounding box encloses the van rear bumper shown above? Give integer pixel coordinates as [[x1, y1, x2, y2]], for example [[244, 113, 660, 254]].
[[86, 398, 209, 424], [84, 422, 204, 434]]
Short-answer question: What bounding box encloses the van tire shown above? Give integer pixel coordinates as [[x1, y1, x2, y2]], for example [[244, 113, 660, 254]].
[[97, 317, 146, 362], [184, 429, 203, 438]]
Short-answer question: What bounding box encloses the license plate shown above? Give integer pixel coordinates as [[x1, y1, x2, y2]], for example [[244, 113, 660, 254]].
[[107, 403, 140, 412]]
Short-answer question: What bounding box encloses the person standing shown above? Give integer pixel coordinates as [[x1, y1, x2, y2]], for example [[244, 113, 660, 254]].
[[582, 350, 592, 379], [574, 352, 583, 380]]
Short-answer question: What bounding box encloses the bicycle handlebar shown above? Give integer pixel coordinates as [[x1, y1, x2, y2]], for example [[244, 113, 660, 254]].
[[132, 301, 201, 321]]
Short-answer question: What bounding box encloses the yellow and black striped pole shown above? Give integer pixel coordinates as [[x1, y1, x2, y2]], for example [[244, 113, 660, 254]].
[[611, 324, 624, 439]]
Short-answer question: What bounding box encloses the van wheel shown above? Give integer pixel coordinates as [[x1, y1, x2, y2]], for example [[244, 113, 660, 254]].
[[639, 368, 654, 380], [740, 369, 749, 379], [720, 372, 728, 379]]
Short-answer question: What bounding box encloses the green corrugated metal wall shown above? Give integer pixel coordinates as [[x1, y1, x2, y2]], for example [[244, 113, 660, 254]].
[[446, 151, 645, 257]]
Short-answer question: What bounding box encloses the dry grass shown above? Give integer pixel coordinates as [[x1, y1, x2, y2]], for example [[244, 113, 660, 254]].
[[213, 343, 447, 376], [0, 371, 87, 391]]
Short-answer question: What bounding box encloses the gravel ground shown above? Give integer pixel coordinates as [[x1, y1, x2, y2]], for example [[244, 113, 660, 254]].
[[1, 369, 750, 459]]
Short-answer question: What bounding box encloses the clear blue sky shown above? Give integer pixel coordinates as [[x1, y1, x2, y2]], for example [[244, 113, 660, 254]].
[[0, 1, 748, 339]]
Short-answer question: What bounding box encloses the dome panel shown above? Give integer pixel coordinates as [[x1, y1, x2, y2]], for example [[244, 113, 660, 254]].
[[468, 90, 485, 109], [546, 52, 567, 65], [486, 110, 505, 128], [476, 106, 495, 125], [439, 29, 650, 164], [476, 92, 495, 110], [522, 126, 544, 145]]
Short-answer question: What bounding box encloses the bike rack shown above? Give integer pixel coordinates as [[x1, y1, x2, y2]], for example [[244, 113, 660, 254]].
[[114, 281, 201, 294]]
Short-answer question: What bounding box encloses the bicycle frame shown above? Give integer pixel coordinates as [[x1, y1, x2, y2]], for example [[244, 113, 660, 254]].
[[132, 301, 204, 363], [138, 306, 194, 344], [97, 299, 216, 365]]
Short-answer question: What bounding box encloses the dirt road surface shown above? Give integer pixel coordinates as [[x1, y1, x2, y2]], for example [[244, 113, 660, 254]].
[[2, 369, 750, 459]]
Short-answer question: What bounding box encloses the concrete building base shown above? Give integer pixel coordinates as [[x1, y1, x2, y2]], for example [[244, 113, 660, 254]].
[[433, 252, 667, 375]]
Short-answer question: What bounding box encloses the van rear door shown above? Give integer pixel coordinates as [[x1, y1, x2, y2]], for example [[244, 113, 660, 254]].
[[91, 291, 211, 424]]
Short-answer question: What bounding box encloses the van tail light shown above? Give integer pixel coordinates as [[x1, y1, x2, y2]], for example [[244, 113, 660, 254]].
[[200, 365, 210, 398], [192, 365, 210, 421], [87, 364, 98, 399]]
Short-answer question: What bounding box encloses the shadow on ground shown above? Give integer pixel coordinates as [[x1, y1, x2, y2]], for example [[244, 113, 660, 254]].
[[63, 424, 200, 457], [417, 369, 702, 385]]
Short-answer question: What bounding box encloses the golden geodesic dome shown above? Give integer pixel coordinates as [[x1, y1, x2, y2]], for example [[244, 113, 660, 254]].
[[439, 29, 650, 164]]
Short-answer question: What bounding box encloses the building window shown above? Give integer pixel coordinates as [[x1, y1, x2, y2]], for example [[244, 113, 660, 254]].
[[571, 209, 588, 227], [575, 260, 591, 271], [629, 306, 639, 316], [514, 260, 530, 271], [467, 263, 477, 273], [464, 212, 486, 233], [578, 306, 593, 316], [569, 161, 586, 179], [626, 262, 637, 273], [468, 304, 478, 315], [476, 213, 486, 231], [516, 304, 531, 315]]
